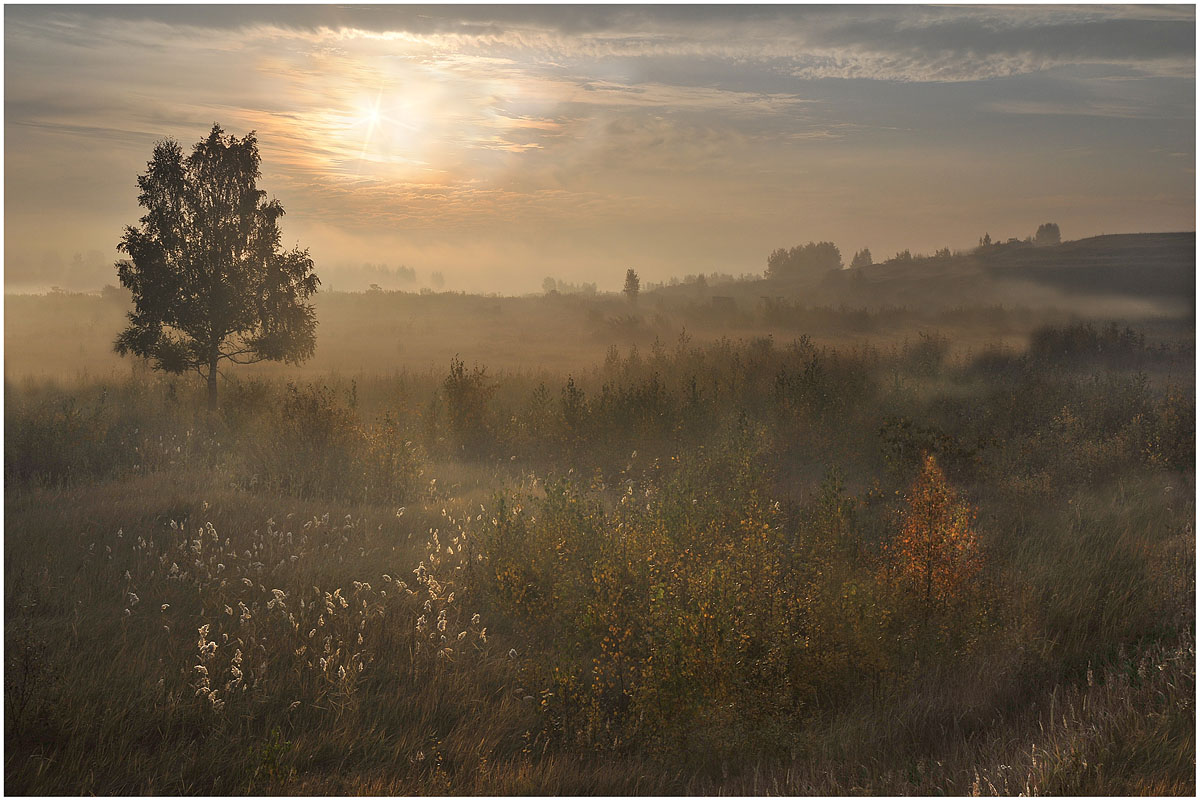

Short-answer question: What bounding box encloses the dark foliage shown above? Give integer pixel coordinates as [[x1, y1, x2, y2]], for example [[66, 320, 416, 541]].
[[114, 124, 320, 408], [766, 241, 842, 279]]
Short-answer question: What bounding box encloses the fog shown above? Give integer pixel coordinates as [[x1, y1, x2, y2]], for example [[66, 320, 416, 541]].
[[5, 6, 1196, 795]]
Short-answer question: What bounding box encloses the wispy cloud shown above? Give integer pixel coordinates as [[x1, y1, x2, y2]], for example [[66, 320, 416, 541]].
[[983, 99, 1192, 119], [4, 4, 1194, 292]]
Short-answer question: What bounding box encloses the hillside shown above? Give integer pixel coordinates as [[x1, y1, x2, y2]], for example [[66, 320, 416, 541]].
[[980, 232, 1195, 299], [5, 232, 1194, 381], [814, 232, 1194, 310]]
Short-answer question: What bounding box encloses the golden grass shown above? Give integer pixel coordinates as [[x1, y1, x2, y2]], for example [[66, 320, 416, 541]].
[[5, 320, 1194, 795]]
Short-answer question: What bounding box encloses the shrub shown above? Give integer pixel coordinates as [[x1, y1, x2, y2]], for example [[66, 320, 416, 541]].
[[882, 454, 982, 625], [4, 380, 202, 486], [439, 357, 495, 458], [480, 431, 890, 756], [1028, 322, 1147, 368], [904, 331, 951, 376], [242, 383, 423, 503]]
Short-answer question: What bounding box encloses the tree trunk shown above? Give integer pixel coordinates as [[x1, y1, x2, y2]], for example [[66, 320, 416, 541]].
[[206, 353, 219, 412]]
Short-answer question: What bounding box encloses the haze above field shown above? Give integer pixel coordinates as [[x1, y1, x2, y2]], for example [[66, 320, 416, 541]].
[[4, 4, 1196, 293]]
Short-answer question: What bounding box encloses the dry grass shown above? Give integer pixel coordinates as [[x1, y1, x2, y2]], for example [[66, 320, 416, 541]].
[[4, 315, 1194, 795]]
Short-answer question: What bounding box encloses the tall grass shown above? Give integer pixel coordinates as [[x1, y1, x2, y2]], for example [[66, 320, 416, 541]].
[[5, 321, 1193, 794]]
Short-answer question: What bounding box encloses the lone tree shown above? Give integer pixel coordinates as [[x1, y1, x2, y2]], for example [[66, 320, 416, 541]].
[[623, 268, 640, 302], [887, 454, 981, 618], [115, 124, 320, 410], [1034, 222, 1061, 246]]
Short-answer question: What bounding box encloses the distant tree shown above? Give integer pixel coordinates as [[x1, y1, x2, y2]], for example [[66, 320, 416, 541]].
[[1034, 222, 1061, 246], [114, 124, 319, 411], [430, 271, 445, 289], [552, 279, 598, 296], [979, 232, 992, 247], [934, 247, 951, 259], [892, 249, 914, 262], [624, 268, 640, 302], [100, 283, 130, 304], [766, 241, 842, 279], [850, 248, 873, 269], [765, 248, 786, 277], [543, 276, 558, 295]]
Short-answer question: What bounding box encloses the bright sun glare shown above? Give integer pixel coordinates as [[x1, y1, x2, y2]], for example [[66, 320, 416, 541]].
[[346, 89, 432, 174], [355, 92, 383, 132]]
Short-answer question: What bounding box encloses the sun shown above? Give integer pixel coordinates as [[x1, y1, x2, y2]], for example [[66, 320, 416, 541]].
[[352, 91, 383, 134], [342, 87, 435, 175], [361, 100, 381, 128]]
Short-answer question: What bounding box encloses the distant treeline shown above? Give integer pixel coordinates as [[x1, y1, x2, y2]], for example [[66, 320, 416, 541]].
[[765, 223, 1063, 281], [323, 262, 415, 291], [543, 276, 599, 295]]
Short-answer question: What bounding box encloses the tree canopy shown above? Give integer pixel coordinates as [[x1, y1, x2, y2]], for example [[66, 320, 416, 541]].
[[1034, 222, 1061, 246], [114, 124, 319, 408], [766, 241, 842, 279], [850, 248, 873, 269]]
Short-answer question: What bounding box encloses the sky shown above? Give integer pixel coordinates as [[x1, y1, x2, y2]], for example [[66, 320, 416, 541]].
[[4, 3, 1196, 293]]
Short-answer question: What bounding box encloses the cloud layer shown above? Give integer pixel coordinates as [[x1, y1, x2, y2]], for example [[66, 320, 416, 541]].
[[5, 5, 1194, 292]]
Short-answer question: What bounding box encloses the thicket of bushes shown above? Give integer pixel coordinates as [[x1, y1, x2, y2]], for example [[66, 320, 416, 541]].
[[4, 320, 1194, 793]]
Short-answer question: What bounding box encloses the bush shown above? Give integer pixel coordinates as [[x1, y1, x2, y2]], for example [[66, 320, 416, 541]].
[[881, 454, 982, 626], [437, 357, 495, 458], [4, 379, 203, 486], [481, 431, 904, 756], [1028, 322, 1147, 368], [242, 383, 423, 503]]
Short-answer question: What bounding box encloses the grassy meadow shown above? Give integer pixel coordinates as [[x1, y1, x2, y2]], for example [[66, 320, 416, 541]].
[[4, 270, 1196, 794]]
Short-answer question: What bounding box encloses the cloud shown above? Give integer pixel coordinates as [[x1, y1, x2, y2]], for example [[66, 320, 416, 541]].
[[4, 4, 1194, 293], [13, 5, 1194, 83], [983, 99, 1191, 119]]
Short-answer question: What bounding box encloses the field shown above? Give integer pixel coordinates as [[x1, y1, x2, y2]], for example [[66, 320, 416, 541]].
[[4, 238, 1196, 794]]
